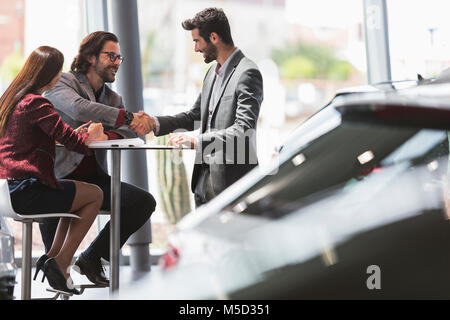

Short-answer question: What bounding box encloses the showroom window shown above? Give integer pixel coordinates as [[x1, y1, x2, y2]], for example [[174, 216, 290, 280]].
[[387, 0, 450, 80]]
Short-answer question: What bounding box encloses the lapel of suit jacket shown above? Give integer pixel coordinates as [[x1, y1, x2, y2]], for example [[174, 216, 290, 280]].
[[73, 71, 96, 102], [201, 66, 217, 133], [210, 50, 245, 117]]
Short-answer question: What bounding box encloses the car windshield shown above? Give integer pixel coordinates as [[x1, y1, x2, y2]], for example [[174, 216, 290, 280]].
[[226, 110, 449, 219], [278, 104, 341, 155]]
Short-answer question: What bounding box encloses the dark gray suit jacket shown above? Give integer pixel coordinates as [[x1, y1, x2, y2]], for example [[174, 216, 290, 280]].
[[44, 71, 137, 178], [156, 50, 263, 195]]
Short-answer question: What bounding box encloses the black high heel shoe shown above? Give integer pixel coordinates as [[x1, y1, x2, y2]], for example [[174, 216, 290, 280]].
[[33, 254, 49, 282], [43, 258, 80, 295]]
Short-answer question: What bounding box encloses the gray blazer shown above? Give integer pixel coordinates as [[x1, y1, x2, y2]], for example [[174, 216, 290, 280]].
[[157, 50, 263, 195], [44, 71, 136, 178]]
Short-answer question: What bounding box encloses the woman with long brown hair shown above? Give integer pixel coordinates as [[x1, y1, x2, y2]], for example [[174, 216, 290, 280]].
[[0, 46, 107, 294]]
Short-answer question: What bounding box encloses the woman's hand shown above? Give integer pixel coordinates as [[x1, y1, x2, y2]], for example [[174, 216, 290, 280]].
[[84, 122, 108, 145], [75, 121, 92, 135]]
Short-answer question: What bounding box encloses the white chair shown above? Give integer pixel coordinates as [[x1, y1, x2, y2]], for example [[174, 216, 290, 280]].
[[0, 179, 79, 300]]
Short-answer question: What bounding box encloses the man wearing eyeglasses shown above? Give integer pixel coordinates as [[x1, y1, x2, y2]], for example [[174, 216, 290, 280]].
[[41, 31, 156, 286]]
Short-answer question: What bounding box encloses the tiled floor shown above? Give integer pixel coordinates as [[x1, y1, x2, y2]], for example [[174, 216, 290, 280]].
[[13, 265, 154, 300]]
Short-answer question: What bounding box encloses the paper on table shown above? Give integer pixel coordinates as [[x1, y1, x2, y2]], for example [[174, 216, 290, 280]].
[[89, 137, 145, 147]]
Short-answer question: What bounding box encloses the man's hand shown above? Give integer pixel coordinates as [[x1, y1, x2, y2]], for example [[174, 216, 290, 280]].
[[166, 133, 197, 149], [129, 111, 156, 135], [85, 122, 108, 145]]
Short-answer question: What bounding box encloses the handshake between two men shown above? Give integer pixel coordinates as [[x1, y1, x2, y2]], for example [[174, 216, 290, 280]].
[[75, 111, 193, 148], [79, 111, 156, 137], [126, 111, 196, 149], [76, 111, 156, 139], [128, 111, 156, 136]]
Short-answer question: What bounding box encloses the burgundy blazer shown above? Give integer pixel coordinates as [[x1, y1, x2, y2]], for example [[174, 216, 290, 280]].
[[0, 93, 90, 189]]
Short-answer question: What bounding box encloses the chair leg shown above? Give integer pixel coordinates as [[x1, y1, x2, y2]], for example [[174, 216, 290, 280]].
[[21, 221, 32, 300]]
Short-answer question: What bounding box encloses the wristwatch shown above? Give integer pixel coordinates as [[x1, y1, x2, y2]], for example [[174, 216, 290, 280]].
[[124, 110, 134, 126]]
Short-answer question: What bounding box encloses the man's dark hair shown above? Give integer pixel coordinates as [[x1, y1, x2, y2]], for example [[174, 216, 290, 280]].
[[182, 7, 234, 45], [71, 31, 119, 73]]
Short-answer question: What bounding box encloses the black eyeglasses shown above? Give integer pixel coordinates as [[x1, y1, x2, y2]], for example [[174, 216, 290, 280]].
[[101, 51, 124, 63]]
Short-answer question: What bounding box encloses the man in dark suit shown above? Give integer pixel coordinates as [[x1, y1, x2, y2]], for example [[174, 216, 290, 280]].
[[151, 7, 264, 207]]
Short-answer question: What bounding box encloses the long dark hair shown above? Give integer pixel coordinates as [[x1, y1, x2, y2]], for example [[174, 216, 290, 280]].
[[0, 45, 64, 136], [71, 31, 119, 73]]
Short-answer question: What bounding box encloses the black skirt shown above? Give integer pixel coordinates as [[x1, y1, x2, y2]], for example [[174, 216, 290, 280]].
[[8, 178, 76, 215]]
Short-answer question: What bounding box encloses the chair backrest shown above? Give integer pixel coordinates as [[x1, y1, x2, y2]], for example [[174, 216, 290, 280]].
[[0, 179, 21, 219]]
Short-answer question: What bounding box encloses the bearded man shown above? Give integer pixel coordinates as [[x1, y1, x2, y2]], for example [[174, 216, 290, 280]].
[[151, 8, 264, 207], [41, 31, 156, 286]]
